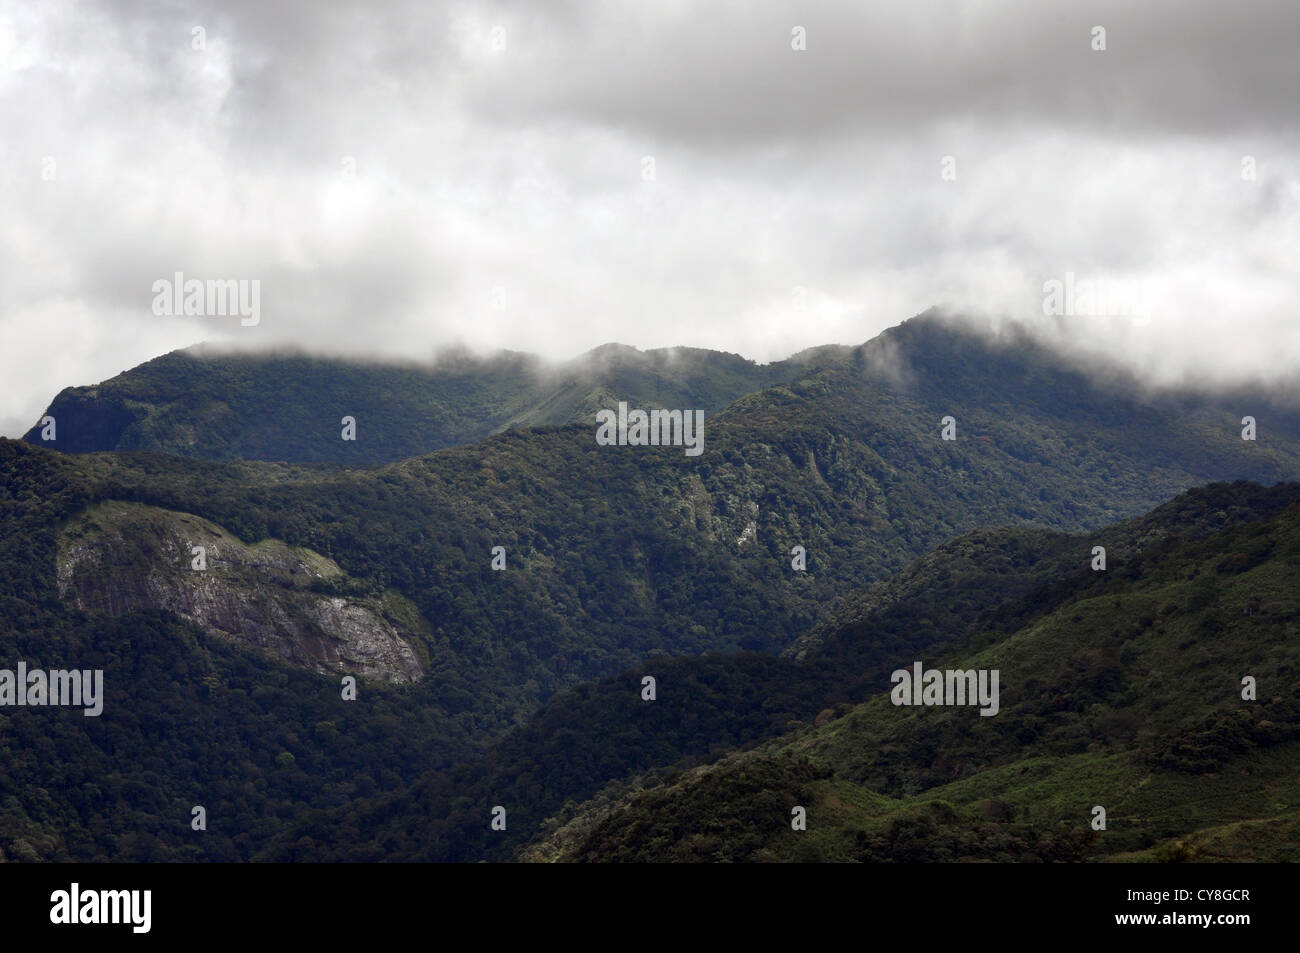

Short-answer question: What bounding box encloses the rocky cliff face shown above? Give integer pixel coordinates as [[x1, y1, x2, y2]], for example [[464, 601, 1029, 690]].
[[57, 500, 426, 683]]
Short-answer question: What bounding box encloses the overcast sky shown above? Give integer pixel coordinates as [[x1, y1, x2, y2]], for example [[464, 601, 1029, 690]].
[[2, 0, 1298, 436]]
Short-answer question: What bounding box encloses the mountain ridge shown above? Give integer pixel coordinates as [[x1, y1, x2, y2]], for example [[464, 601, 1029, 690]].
[[20, 336, 853, 463], [5, 313, 1300, 861]]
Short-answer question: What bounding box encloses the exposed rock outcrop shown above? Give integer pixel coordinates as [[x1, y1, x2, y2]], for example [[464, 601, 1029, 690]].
[[58, 501, 426, 683]]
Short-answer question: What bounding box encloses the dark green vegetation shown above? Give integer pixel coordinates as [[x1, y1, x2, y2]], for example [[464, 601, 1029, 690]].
[[22, 341, 845, 464], [518, 484, 1300, 862], [262, 481, 1300, 861], [0, 444, 480, 861], [2, 313, 1298, 861]]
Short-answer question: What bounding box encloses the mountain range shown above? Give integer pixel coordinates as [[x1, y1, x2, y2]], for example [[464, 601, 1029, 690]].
[[2, 310, 1297, 861]]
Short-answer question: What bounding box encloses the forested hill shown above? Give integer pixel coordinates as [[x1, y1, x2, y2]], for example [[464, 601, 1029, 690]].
[[257, 480, 1300, 862], [522, 482, 1300, 863], [10, 315, 1300, 720], [20, 341, 848, 464], [3, 313, 1300, 860]]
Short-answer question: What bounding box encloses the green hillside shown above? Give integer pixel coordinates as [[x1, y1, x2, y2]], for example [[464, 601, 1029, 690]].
[[21, 342, 832, 464], [3, 313, 1299, 861], [529, 490, 1300, 862], [258, 481, 1300, 862]]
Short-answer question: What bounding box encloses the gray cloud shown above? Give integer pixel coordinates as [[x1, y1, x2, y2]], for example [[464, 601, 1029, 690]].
[[467, 1, 1300, 142], [2, 0, 1298, 437]]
